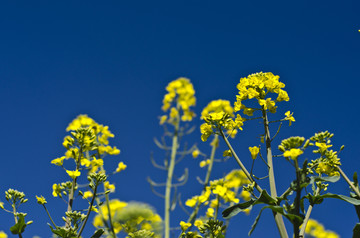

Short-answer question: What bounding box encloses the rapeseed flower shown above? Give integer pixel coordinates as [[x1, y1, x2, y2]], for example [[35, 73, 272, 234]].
[[249, 146, 260, 160], [283, 148, 303, 160], [160, 77, 196, 124]]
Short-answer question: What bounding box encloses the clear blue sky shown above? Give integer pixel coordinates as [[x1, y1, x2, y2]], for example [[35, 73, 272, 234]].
[[0, 1, 359, 237]]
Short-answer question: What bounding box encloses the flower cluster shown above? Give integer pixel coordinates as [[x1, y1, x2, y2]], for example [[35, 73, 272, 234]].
[[200, 110, 244, 142], [185, 170, 251, 218], [93, 200, 162, 237], [160, 77, 196, 124], [304, 219, 339, 238], [200, 100, 239, 141], [234, 72, 289, 115], [51, 115, 123, 178], [309, 131, 341, 176]]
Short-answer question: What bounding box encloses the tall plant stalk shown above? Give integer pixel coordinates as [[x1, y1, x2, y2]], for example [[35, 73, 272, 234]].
[[262, 110, 289, 238], [164, 117, 180, 238]]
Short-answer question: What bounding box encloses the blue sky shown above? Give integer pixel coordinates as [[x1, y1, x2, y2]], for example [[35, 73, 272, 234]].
[[0, 1, 359, 237]]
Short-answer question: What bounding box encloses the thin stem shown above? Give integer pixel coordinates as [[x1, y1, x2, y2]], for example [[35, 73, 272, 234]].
[[78, 184, 98, 237], [43, 205, 57, 228], [293, 159, 301, 238], [338, 167, 360, 198], [12, 204, 23, 238], [299, 187, 320, 237], [65, 147, 82, 228], [219, 129, 263, 193], [262, 109, 289, 238], [165, 118, 180, 238]]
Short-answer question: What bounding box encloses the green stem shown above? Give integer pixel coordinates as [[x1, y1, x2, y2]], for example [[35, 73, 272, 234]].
[[187, 135, 218, 225], [78, 184, 98, 237], [43, 204, 57, 228], [293, 159, 301, 238], [338, 167, 360, 198], [96, 146, 117, 238], [262, 109, 289, 238], [165, 119, 179, 238], [299, 187, 320, 237], [219, 129, 263, 193], [12, 204, 23, 238], [66, 147, 82, 228]]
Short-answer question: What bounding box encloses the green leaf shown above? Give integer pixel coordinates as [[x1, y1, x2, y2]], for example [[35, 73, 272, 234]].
[[222, 190, 277, 219], [248, 206, 267, 236], [318, 193, 360, 205], [222, 199, 254, 219], [10, 213, 27, 234], [310, 175, 340, 183], [91, 229, 105, 238], [353, 223, 360, 238], [254, 190, 277, 205]]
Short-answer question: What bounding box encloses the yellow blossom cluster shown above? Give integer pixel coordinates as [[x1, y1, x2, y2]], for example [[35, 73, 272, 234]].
[[185, 170, 251, 212], [51, 115, 122, 176], [200, 99, 240, 140], [234, 72, 289, 115], [200, 112, 244, 142], [93, 200, 162, 237], [312, 142, 341, 176], [309, 132, 341, 177], [160, 77, 196, 124], [304, 219, 339, 238], [93, 199, 128, 234]]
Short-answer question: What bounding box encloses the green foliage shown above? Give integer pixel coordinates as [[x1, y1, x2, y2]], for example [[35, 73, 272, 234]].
[[10, 213, 27, 235]]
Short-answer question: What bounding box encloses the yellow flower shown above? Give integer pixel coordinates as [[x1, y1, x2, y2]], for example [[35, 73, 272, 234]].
[[93, 215, 104, 227], [315, 162, 339, 176], [199, 159, 210, 168], [115, 161, 127, 173], [284, 111, 295, 126], [201, 99, 234, 119], [104, 181, 115, 192], [52, 183, 61, 197], [243, 208, 251, 215], [66, 170, 81, 179], [212, 185, 227, 197], [192, 149, 200, 158], [0, 231, 7, 238], [185, 196, 198, 207], [258, 98, 276, 113], [206, 208, 214, 217], [194, 219, 203, 228], [159, 115, 167, 125], [170, 107, 179, 119], [82, 191, 93, 199], [249, 146, 260, 160], [161, 78, 196, 122], [277, 89, 289, 102], [66, 114, 96, 131], [200, 123, 213, 142], [51, 156, 66, 166], [0, 202, 4, 209], [315, 142, 332, 153], [180, 221, 192, 231], [240, 190, 252, 201], [36, 195, 47, 205], [283, 148, 303, 160]]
